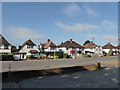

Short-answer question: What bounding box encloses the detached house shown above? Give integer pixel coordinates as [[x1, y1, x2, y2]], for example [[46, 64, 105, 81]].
[[102, 43, 116, 55], [12, 39, 40, 60], [84, 41, 103, 56], [0, 34, 12, 54], [116, 44, 120, 55], [59, 39, 84, 58], [40, 39, 57, 51]]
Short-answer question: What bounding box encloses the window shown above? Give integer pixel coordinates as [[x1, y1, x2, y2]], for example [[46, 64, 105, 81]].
[[66, 48, 68, 50], [27, 45, 34, 48], [4, 45, 8, 49], [51, 47, 55, 50]]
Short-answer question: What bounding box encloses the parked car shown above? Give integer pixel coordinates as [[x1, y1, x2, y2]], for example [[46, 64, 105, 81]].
[[48, 54, 54, 59]]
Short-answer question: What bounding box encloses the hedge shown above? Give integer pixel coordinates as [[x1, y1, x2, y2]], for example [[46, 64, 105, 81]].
[[63, 53, 71, 58], [40, 51, 64, 58], [1, 55, 14, 61], [40, 51, 54, 56], [54, 51, 63, 58], [54, 56, 59, 59]]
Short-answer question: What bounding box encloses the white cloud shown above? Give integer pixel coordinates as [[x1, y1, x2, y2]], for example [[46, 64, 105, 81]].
[[7, 27, 45, 40], [55, 22, 99, 32], [102, 20, 117, 30], [63, 3, 81, 18], [86, 8, 99, 17]]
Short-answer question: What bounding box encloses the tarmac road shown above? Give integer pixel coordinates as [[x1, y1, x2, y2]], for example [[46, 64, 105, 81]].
[[1, 56, 119, 72], [2, 66, 119, 88]]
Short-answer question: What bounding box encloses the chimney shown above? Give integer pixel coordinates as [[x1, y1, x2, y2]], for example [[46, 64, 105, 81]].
[[90, 41, 93, 43], [69, 39, 72, 42], [47, 39, 50, 42], [108, 42, 111, 45], [18, 46, 22, 50], [61, 42, 63, 44]]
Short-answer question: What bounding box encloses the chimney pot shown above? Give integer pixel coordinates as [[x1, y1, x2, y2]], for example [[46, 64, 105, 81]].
[[48, 39, 50, 42]]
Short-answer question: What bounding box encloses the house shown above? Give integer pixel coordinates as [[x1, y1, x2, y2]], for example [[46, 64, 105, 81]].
[[102, 43, 116, 55], [40, 39, 57, 51], [59, 39, 84, 58], [0, 34, 12, 54], [116, 44, 120, 55], [12, 39, 40, 60], [83, 41, 103, 56]]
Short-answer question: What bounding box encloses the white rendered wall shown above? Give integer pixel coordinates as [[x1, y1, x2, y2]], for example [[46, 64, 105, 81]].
[[20, 45, 39, 55], [0, 45, 11, 54]]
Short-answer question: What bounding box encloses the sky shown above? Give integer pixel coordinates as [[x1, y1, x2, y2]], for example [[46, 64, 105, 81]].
[[2, 2, 118, 47]]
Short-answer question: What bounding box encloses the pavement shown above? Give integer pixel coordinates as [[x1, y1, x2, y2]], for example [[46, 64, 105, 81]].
[[1, 56, 119, 72], [2, 66, 119, 88]]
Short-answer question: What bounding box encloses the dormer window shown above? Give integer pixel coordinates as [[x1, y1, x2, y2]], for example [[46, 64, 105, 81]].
[[27, 45, 34, 48]]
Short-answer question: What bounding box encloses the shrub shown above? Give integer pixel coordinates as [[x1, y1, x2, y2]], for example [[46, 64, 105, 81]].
[[37, 56, 41, 59], [40, 51, 54, 56], [27, 56, 31, 58], [54, 56, 59, 59], [40, 51, 46, 54], [54, 51, 63, 58], [63, 53, 71, 58], [108, 49, 113, 56], [1, 54, 14, 61], [41, 56, 46, 59]]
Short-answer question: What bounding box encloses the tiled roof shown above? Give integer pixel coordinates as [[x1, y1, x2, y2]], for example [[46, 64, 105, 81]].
[[84, 41, 98, 49], [102, 43, 116, 49], [29, 50, 38, 53], [41, 39, 56, 49], [12, 51, 26, 54], [0, 34, 11, 45], [20, 39, 36, 49], [116, 44, 120, 49], [59, 39, 84, 48]]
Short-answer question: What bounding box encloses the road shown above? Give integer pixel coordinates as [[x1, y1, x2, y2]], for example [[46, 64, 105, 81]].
[[1, 56, 118, 72], [2, 66, 119, 88]]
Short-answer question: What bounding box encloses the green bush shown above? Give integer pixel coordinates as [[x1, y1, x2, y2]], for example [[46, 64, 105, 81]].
[[40, 51, 63, 58], [1, 54, 14, 61], [54, 51, 63, 58], [37, 56, 41, 59], [41, 56, 46, 59], [27, 56, 31, 58], [54, 56, 59, 59], [40, 51, 54, 56], [82, 54, 91, 58], [63, 53, 71, 58], [40, 51, 46, 54], [108, 49, 113, 56]]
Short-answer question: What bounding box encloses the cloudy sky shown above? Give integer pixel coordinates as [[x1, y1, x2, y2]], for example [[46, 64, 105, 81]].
[[2, 2, 118, 46]]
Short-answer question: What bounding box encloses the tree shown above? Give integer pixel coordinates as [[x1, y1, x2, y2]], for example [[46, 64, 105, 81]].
[[83, 40, 90, 46], [108, 49, 113, 56]]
